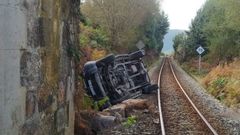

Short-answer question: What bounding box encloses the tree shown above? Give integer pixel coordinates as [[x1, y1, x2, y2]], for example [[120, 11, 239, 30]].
[[140, 11, 169, 53], [81, 0, 165, 52], [176, 0, 240, 64], [202, 0, 240, 63], [173, 33, 187, 62]]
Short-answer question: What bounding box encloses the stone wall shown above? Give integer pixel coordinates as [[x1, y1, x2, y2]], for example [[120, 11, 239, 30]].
[[0, 0, 80, 135]]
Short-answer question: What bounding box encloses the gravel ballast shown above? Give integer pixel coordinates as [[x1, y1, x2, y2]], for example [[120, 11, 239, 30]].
[[161, 61, 213, 134]]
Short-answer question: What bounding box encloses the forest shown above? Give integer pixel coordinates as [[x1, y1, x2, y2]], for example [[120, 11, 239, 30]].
[[79, 0, 169, 64], [174, 0, 240, 63], [173, 0, 240, 108]]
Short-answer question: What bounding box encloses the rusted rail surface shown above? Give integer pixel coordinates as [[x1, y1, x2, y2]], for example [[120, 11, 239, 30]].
[[157, 58, 218, 135]]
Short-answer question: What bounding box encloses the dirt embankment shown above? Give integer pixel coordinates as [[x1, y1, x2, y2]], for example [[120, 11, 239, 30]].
[[172, 59, 240, 134]]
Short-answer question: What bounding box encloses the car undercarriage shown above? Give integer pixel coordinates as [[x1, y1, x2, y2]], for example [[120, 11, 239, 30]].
[[83, 50, 158, 110]]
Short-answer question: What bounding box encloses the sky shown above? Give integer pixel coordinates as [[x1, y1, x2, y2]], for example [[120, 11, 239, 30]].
[[161, 0, 206, 30]]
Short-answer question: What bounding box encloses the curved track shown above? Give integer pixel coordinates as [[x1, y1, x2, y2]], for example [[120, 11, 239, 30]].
[[157, 58, 218, 135]]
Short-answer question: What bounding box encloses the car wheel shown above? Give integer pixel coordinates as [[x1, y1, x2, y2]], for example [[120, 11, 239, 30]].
[[142, 84, 158, 94], [129, 50, 145, 60], [96, 54, 115, 66]]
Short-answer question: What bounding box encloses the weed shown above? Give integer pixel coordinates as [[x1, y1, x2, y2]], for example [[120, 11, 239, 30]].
[[93, 96, 110, 110], [82, 94, 94, 110], [122, 115, 137, 127], [212, 77, 227, 89], [217, 92, 225, 101], [80, 34, 89, 46]]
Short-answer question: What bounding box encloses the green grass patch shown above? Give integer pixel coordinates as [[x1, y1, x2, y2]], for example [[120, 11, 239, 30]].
[[122, 115, 137, 127], [82, 94, 94, 110]]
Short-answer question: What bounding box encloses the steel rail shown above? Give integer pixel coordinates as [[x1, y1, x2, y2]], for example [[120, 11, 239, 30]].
[[168, 58, 218, 135], [157, 57, 166, 135]]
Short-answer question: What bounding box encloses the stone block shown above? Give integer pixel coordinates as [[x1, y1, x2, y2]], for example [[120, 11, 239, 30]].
[[20, 49, 42, 90], [26, 91, 37, 118], [55, 106, 68, 132], [58, 81, 66, 105], [103, 103, 127, 118], [122, 99, 148, 110], [21, 116, 42, 135], [37, 86, 54, 112], [92, 114, 116, 131]]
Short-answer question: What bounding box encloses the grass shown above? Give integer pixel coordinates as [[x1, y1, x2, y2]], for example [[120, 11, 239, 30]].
[[181, 59, 240, 108], [202, 60, 240, 108], [82, 94, 94, 110]]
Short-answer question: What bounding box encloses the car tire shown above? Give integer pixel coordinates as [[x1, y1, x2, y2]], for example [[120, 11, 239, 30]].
[[130, 50, 145, 60], [142, 84, 158, 94], [96, 54, 115, 66]]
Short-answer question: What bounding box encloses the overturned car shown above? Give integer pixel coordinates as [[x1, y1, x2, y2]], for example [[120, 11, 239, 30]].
[[83, 50, 158, 110]]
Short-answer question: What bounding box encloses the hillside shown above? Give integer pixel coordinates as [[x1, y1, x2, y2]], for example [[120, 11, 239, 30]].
[[162, 29, 184, 54]]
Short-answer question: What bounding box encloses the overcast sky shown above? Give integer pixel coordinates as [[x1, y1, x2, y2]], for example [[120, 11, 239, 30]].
[[162, 0, 206, 30]]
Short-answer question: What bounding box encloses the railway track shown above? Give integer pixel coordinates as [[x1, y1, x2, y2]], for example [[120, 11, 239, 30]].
[[157, 58, 218, 135]]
